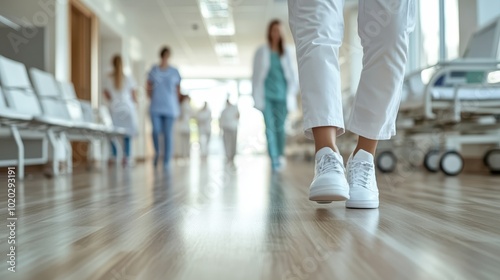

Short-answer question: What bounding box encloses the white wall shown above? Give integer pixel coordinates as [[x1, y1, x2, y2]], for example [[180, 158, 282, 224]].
[[458, 0, 477, 55], [0, 0, 57, 75], [89, 0, 156, 160], [476, 0, 500, 26], [131, 60, 151, 160], [54, 0, 69, 81], [0, 0, 153, 80], [80, 0, 157, 64], [0, 26, 47, 70], [345, 7, 362, 97], [99, 37, 122, 101]]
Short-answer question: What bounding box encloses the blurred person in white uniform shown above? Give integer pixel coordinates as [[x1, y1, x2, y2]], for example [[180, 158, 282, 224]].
[[177, 95, 192, 160], [288, 0, 416, 208], [104, 55, 138, 166], [252, 19, 299, 171], [196, 102, 212, 158], [219, 99, 240, 164]]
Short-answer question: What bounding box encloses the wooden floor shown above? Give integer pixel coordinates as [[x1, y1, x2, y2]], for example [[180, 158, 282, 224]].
[[1, 155, 500, 280]]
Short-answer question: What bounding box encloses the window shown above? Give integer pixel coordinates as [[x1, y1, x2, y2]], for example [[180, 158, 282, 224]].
[[417, 0, 459, 67], [419, 0, 441, 66], [444, 0, 460, 60]]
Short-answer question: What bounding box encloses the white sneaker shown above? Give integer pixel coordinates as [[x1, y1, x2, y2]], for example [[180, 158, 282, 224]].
[[346, 150, 379, 209], [309, 147, 350, 204]]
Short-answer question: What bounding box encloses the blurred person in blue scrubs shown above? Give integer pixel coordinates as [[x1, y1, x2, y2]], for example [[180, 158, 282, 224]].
[[252, 20, 299, 171], [147, 46, 182, 168]]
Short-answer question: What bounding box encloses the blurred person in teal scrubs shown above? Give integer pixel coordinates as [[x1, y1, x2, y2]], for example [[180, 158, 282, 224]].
[[252, 20, 299, 171]]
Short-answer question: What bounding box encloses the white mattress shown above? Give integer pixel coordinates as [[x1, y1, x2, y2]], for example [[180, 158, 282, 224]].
[[400, 86, 500, 110], [431, 87, 500, 100]]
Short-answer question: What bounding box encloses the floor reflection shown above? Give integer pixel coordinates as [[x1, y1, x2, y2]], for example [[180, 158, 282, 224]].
[[1, 154, 499, 280]]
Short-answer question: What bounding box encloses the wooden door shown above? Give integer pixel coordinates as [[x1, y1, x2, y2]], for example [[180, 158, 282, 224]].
[[70, 0, 97, 166], [70, 1, 93, 100]]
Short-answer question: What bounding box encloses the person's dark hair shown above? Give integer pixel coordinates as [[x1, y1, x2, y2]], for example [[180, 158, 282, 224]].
[[267, 19, 284, 56], [111, 55, 124, 90], [179, 94, 190, 103], [160, 46, 170, 58]]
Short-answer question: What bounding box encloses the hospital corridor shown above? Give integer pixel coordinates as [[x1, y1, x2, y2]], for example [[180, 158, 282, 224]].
[[0, 0, 500, 280]]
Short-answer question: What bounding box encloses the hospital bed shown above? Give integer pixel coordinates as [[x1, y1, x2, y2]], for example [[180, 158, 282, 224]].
[[0, 55, 126, 179], [376, 17, 500, 176]]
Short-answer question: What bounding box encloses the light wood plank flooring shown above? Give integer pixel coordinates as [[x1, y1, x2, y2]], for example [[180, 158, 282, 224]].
[[1, 155, 499, 280]]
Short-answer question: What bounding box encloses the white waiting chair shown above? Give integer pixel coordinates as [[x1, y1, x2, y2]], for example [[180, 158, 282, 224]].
[[60, 81, 128, 162], [0, 56, 51, 179]]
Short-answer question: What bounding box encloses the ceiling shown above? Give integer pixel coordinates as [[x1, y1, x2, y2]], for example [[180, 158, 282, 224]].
[[118, 0, 357, 79]]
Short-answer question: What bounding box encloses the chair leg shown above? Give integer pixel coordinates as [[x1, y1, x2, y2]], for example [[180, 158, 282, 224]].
[[47, 129, 59, 176], [10, 126, 24, 180], [61, 133, 72, 174], [102, 136, 108, 166], [87, 138, 94, 170]]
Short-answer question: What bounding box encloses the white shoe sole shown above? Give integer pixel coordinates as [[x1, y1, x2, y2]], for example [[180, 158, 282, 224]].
[[309, 184, 350, 204], [346, 200, 379, 209]]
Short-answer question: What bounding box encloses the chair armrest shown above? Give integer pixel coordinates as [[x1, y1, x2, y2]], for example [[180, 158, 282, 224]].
[[37, 94, 63, 100], [0, 110, 33, 122]]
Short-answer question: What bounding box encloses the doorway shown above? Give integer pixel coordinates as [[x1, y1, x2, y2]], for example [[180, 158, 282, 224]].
[[69, 0, 98, 165]]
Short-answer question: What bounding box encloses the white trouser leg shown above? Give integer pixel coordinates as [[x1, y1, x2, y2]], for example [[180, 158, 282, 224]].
[[223, 130, 237, 160], [200, 131, 211, 156], [199, 134, 205, 156], [288, 0, 345, 140], [230, 130, 237, 160], [182, 133, 190, 158], [347, 0, 416, 140], [206, 131, 211, 156], [223, 130, 230, 160]]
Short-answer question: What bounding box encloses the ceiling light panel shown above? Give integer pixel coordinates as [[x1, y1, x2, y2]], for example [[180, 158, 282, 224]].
[[199, 0, 230, 18], [215, 42, 238, 57], [198, 0, 235, 36], [206, 18, 235, 36]]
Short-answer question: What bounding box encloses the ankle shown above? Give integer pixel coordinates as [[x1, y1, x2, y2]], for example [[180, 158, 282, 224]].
[[354, 137, 378, 156], [312, 126, 339, 154], [353, 147, 375, 157], [315, 144, 339, 154]]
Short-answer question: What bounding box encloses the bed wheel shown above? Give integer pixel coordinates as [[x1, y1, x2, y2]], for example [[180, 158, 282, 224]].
[[439, 151, 464, 176], [376, 151, 397, 173], [484, 149, 500, 174], [424, 150, 440, 173]]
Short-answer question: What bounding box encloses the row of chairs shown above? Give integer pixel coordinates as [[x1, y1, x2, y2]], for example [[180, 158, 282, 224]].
[[0, 55, 126, 179]]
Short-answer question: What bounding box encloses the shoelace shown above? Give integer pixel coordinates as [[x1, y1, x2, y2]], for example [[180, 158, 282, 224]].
[[348, 161, 374, 189], [317, 153, 344, 175]]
